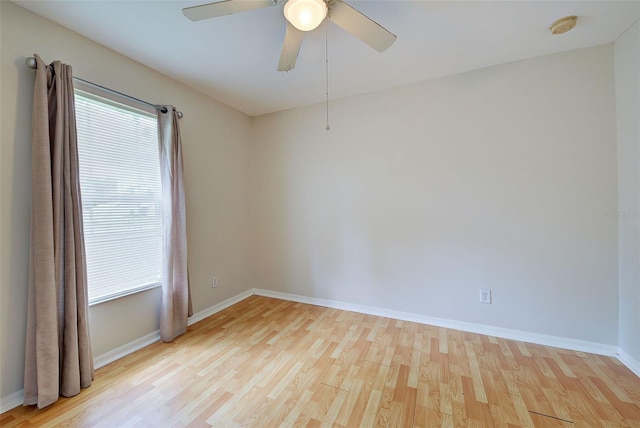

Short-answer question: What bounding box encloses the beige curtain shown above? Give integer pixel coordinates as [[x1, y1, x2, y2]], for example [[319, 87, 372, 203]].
[[157, 106, 192, 342], [24, 54, 94, 408]]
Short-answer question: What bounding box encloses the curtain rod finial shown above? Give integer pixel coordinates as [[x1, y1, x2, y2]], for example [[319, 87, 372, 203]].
[[25, 57, 37, 69]]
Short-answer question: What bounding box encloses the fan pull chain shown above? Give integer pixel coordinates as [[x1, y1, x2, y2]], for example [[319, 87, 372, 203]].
[[325, 19, 330, 131]]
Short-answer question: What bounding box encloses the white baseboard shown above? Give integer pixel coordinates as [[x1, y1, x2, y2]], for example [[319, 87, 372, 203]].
[[252, 288, 620, 357], [0, 389, 24, 414], [616, 348, 640, 378], [93, 330, 161, 369], [188, 289, 255, 326]]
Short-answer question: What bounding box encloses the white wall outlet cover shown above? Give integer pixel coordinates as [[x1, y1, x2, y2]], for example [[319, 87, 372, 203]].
[[480, 289, 492, 304]]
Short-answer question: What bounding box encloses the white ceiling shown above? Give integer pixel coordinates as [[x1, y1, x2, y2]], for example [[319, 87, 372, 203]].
[[13, 0, 640, 116]]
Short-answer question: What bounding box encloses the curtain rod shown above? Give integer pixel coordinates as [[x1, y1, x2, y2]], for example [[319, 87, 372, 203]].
[[25, 57, 183, 119]]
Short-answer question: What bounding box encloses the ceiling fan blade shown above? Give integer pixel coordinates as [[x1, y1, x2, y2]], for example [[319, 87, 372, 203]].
[[277, 22, 305, 72], [183, 0, 275, 22], [328, 0, 396, 52]]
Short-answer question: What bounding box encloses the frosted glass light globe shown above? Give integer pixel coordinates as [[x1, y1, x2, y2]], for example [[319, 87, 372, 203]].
[[283, 0, 327, 32]]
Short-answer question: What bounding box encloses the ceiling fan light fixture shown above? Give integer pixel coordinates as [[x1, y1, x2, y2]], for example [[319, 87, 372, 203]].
[[283, 0, 327, 32]]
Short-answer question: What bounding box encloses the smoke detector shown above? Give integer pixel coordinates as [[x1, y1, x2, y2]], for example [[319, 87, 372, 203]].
[[549, 16, 577, 35]]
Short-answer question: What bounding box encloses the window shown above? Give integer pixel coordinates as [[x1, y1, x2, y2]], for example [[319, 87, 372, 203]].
[[74, 86, 162, 304]]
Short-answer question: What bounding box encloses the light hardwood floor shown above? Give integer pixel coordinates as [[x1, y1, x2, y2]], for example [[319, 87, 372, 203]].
[[2, 295, 639, 427]]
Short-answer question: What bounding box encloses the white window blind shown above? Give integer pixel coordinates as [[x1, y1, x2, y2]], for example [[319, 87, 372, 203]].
[[75, 89, 162, 304]]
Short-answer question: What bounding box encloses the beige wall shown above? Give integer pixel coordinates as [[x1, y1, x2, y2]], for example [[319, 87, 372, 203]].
[[0, 1, 253, 398], [250, 46, 619, 345], [615, 20, 640, 364]]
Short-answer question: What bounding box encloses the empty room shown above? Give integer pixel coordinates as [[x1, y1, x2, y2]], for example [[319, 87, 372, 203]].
[[1, 0, 639, 426]]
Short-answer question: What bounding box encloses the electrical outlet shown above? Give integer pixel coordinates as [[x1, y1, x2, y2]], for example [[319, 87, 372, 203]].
[[212, 276, 218, 288], [479, 289, 491, 304]]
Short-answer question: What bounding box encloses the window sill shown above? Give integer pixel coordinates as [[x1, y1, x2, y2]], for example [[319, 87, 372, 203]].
[[89, 282, 162, 306]]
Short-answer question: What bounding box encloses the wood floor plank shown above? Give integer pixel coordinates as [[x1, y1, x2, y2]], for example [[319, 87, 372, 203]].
[[3, 295, 639, 427]]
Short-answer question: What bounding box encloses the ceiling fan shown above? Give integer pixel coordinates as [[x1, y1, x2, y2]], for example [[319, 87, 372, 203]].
[[183, 0, 397, 72]]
